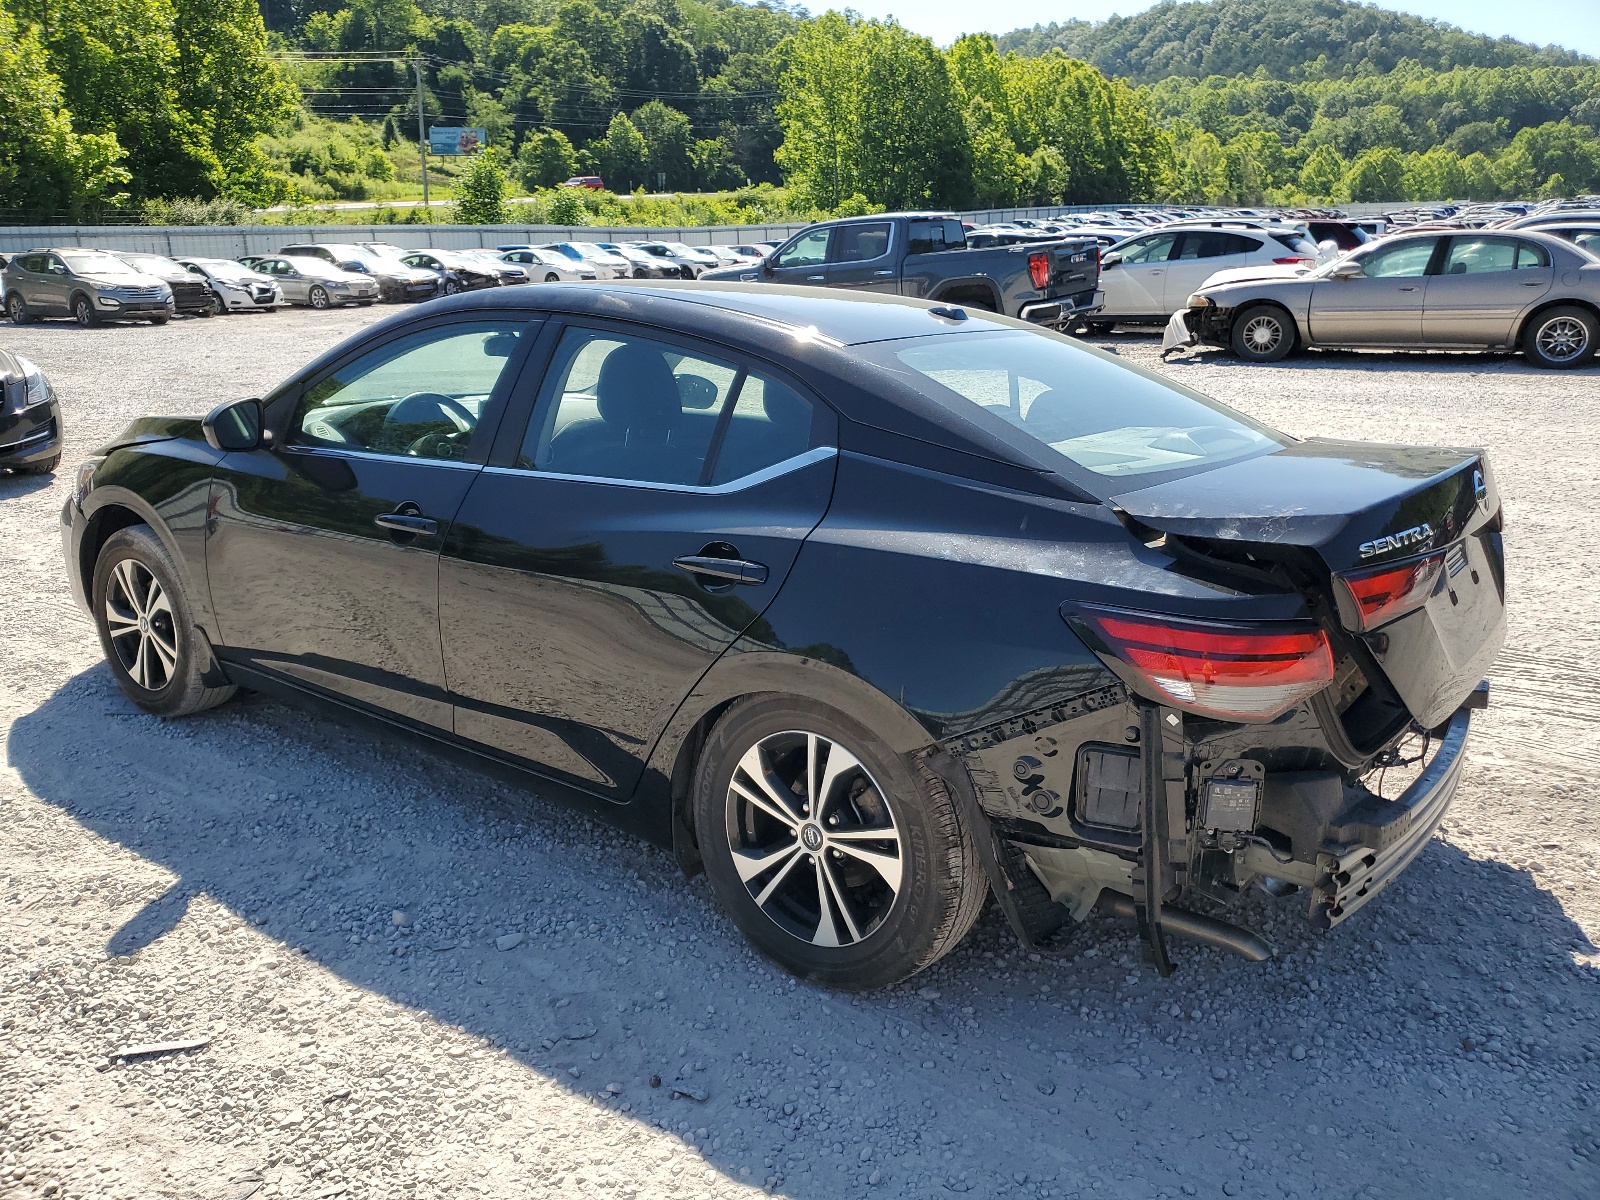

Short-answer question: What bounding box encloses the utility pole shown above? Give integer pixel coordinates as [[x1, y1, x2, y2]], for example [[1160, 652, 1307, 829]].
[[413, 57, 430, 213]]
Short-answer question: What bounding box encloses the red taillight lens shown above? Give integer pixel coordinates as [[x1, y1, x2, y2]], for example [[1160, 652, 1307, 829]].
[[1028, 251, 1051, 290], [1334, 552, 1444, 631], [1273, 256, 1315, 265], [1076, 609, 1336, 722]]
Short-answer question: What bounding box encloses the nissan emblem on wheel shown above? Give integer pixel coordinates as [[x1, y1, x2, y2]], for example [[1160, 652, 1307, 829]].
[[63, 280, 1505, 988]]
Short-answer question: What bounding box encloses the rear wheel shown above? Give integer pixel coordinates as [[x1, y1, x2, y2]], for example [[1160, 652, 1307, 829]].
[[1083, 320, 1115, 336], [1230, 303, 1296, 362], [7, 293, 30, 324], [73, 293, 98, 327], [1522, 305, 1597, 369], [308, 285, 330, 309], [91, 526, 236, 717], [694, 696, 987, 989]]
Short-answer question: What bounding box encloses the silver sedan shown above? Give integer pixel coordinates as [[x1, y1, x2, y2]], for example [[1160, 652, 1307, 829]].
[[1181, 230, 1600, 369]]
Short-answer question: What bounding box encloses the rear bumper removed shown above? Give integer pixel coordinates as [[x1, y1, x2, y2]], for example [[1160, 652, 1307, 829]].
[[1020, 289, 1104, 328]]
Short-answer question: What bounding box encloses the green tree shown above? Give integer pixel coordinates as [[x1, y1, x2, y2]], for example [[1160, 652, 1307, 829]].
[[593, 111, 649, 192], [0, 7, 129, 216], [632, 99, 692, 190], [1344, 146, 1405, 201], [547, 186, 589, 225], [853, 21, 971, 209], [774, 11, 861, 209], [515, 128, 578, 189], [453, 145, 510, 223], [1298, 143, 1346, 199], [1403, 147, 1467, 200], [1167, 128, 1229, 202]]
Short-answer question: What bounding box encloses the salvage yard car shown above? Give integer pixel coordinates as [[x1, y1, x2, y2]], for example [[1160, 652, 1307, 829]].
[[1, 349, 61, 474], [245, 256, 379, 309], [701, 212, 1104, 332], [4, 248, 174, 326], [1180, 229, 1600, 368], [63, 283, 1503, 988]]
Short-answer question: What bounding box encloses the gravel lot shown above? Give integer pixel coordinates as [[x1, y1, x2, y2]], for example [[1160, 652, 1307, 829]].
[[2, 306, 1598, 1200]]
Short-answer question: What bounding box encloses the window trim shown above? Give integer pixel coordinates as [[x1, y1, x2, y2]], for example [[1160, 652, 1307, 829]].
[[486, 314, 838, 489], [267, 312, 545, 465], [828, 221, 895, 266], [481, 444, 838, 495]]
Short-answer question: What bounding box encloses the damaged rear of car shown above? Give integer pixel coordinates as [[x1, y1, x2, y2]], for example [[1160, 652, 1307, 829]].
[[828, 327, 1504, 973]]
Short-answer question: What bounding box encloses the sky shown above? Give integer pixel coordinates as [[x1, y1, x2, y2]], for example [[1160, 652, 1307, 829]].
[[816, 0, 1600, 58]]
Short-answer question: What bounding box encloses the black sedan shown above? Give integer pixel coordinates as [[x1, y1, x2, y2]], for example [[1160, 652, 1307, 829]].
[[2, 349, 62, 474], [62, 284, 1504, 988], [399, 250, 502, 294]]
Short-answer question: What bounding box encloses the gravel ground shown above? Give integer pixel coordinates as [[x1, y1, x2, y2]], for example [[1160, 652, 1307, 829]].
[[2, 307, 1598, 1200]]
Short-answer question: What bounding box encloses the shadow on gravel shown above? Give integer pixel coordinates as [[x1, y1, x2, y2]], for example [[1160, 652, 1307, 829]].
[[11, 667, 1600, 1198], [0, 471, 56, 499]]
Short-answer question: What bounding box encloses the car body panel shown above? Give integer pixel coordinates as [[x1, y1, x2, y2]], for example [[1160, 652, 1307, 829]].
[[0, 350, 63, 469]]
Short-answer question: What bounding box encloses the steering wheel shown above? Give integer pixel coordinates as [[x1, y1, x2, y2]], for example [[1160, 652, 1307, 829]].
[[379, 391, 475, 457]]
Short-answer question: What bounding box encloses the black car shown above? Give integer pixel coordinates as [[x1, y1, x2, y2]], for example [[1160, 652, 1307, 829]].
[[280, 243, 440, 303], [113, 251, 220, 316], [2, 349, 62, 474], [62, 284, 1504, 989]]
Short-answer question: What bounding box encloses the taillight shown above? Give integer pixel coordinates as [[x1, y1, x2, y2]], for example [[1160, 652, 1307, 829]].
[[1334, 552, 1444, 631], [1273, 256, 1315, 265], [1027, 251, 1051, 290], [1074, 608, 1336, 722]]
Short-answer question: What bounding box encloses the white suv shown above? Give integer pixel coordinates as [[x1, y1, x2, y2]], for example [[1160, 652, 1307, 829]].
[[1091, 223, 1320, 329]]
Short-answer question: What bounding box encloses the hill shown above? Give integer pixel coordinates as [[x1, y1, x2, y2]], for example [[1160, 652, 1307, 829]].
[[996, 0, 1592, 82]]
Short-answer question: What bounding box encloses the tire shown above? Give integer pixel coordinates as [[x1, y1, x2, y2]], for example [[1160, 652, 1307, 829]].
[[443, 279, 462, 296], [14, 454, 60, 475], [693, 696, 987, 989], [308, 285, 330, 309], [544, 272, 560, 282], [1522, 305, 1598, 370], [73, 293, 99, 327], [7, 292, 31, 324], [1229, 303, 1296, 362], [1083, 320, 1115, 336], [202, 293, 222, 316], [148, 313, 169, 325], [91, 526, 236, 718], [358, 300, 375, 306], [263, 307, 276, 313], [634, 268, 649, 279]]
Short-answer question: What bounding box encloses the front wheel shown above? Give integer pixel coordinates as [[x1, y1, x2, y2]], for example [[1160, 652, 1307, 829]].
[[148, 313, 169, 325], [1523, 305, 1597, 369], [73, 293, 99, 327], [91, 526, 236, 717], [15, 453, 60, 475], [308, 285, 330, 309], [1230, 303, 1296, 362], [544, 272, 560, 282], [694, 696, 987, 989], [443, 279, 462, 296]]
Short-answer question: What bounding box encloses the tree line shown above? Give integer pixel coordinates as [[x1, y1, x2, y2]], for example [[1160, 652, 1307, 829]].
[[0, 0, 1596, 220]]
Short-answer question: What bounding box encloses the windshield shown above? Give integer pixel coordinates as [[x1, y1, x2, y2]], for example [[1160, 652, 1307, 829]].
[[62, 252, 137, 276], [120, 255, 175, 274], [862, 330, 1286, 481]]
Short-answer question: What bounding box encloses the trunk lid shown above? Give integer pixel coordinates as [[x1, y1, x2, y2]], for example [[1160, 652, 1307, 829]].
[[1111, 438, 1505, 729]]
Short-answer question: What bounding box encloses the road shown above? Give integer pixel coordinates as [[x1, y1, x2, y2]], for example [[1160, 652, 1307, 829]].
[[1, 306, 1596, 1200]]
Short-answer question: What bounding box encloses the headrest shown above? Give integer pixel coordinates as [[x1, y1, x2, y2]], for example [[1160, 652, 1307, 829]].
[[594, 342, 682, 435]]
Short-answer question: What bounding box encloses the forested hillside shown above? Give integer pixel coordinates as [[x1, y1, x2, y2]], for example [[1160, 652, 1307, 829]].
[[0, 0, 1597, 223], [997, 0, 1590, 82]]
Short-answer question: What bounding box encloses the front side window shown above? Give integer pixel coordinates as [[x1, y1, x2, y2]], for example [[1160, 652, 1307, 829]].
[[860, 330, 1284, 483], [292, 322, 525, 460], [521, 328, 818, 487], [1357, 239, 1436, 278], [1119, 234, 1177, 265], [832, 222, 892, 263], [1442, 238, 1519, 275], [774, 229, 830, 269]]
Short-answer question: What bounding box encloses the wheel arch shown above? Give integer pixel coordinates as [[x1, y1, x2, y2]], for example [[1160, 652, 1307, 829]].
[[1514, 297, 1600, 347], [641, 650, 939, 878], [930, 277, 1002, 312]]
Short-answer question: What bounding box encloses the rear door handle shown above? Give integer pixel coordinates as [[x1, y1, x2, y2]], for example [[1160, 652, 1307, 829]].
[[1398, 286, 1419, 292], [873, 269, 895, 277], [374, 512, 438, 537], [805, 274, 825, 282], [673, 555, 768, 585]]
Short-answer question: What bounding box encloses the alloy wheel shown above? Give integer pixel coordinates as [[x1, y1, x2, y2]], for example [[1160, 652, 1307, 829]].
[[103, 558, 179, 692], [7, 294, 25, 323], [1241, 313, 1283, 353], [309, 286, 330, 309], [1536, 316, 1589, 362], [725, 730, 903, 948], [74, 296, 95, 326]]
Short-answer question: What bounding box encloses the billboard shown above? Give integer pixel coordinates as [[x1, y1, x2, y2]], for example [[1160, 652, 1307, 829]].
[[428, 127, 486, 156]]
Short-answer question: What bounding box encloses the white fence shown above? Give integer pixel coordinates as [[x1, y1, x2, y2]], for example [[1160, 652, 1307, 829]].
[[0, 202, 1404, 256]]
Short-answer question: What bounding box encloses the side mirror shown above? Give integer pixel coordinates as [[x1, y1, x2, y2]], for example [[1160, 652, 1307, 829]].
[[1100, 252, 1122, 268], [203, 398, 267, 453], [1331, 260, 1364, 279], [761, 260, 775, 276]]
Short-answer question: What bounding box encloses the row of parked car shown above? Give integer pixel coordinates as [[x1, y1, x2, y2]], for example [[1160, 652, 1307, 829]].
[[0, 238, 783, 326]]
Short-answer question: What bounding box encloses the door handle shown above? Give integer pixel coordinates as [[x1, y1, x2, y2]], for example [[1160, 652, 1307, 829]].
[[873, 269, 895, 277], [805, 275, 825, 282], [1523, 280, 1545, 286], [374, 512, 438, 537], [673, 555, 768, 585], [1398, 286, 1418, 292]]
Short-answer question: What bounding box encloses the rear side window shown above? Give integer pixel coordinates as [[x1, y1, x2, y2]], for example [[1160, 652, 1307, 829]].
[[863, 330, 1284, 482], [521, 327, 817, 487], [1571, 231, 1600, 257], [1177, 232, 1260, 259], [832, 222, 892, 263], [1514, 241, 1550, 269], [1442, 238, 1519, 274]]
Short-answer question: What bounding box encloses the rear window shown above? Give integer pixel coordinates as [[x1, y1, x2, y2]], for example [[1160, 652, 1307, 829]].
[[860, 330, 1284, 481]]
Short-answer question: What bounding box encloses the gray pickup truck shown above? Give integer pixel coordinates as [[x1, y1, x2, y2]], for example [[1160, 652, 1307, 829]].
[[699, 212, 1103, 329]]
